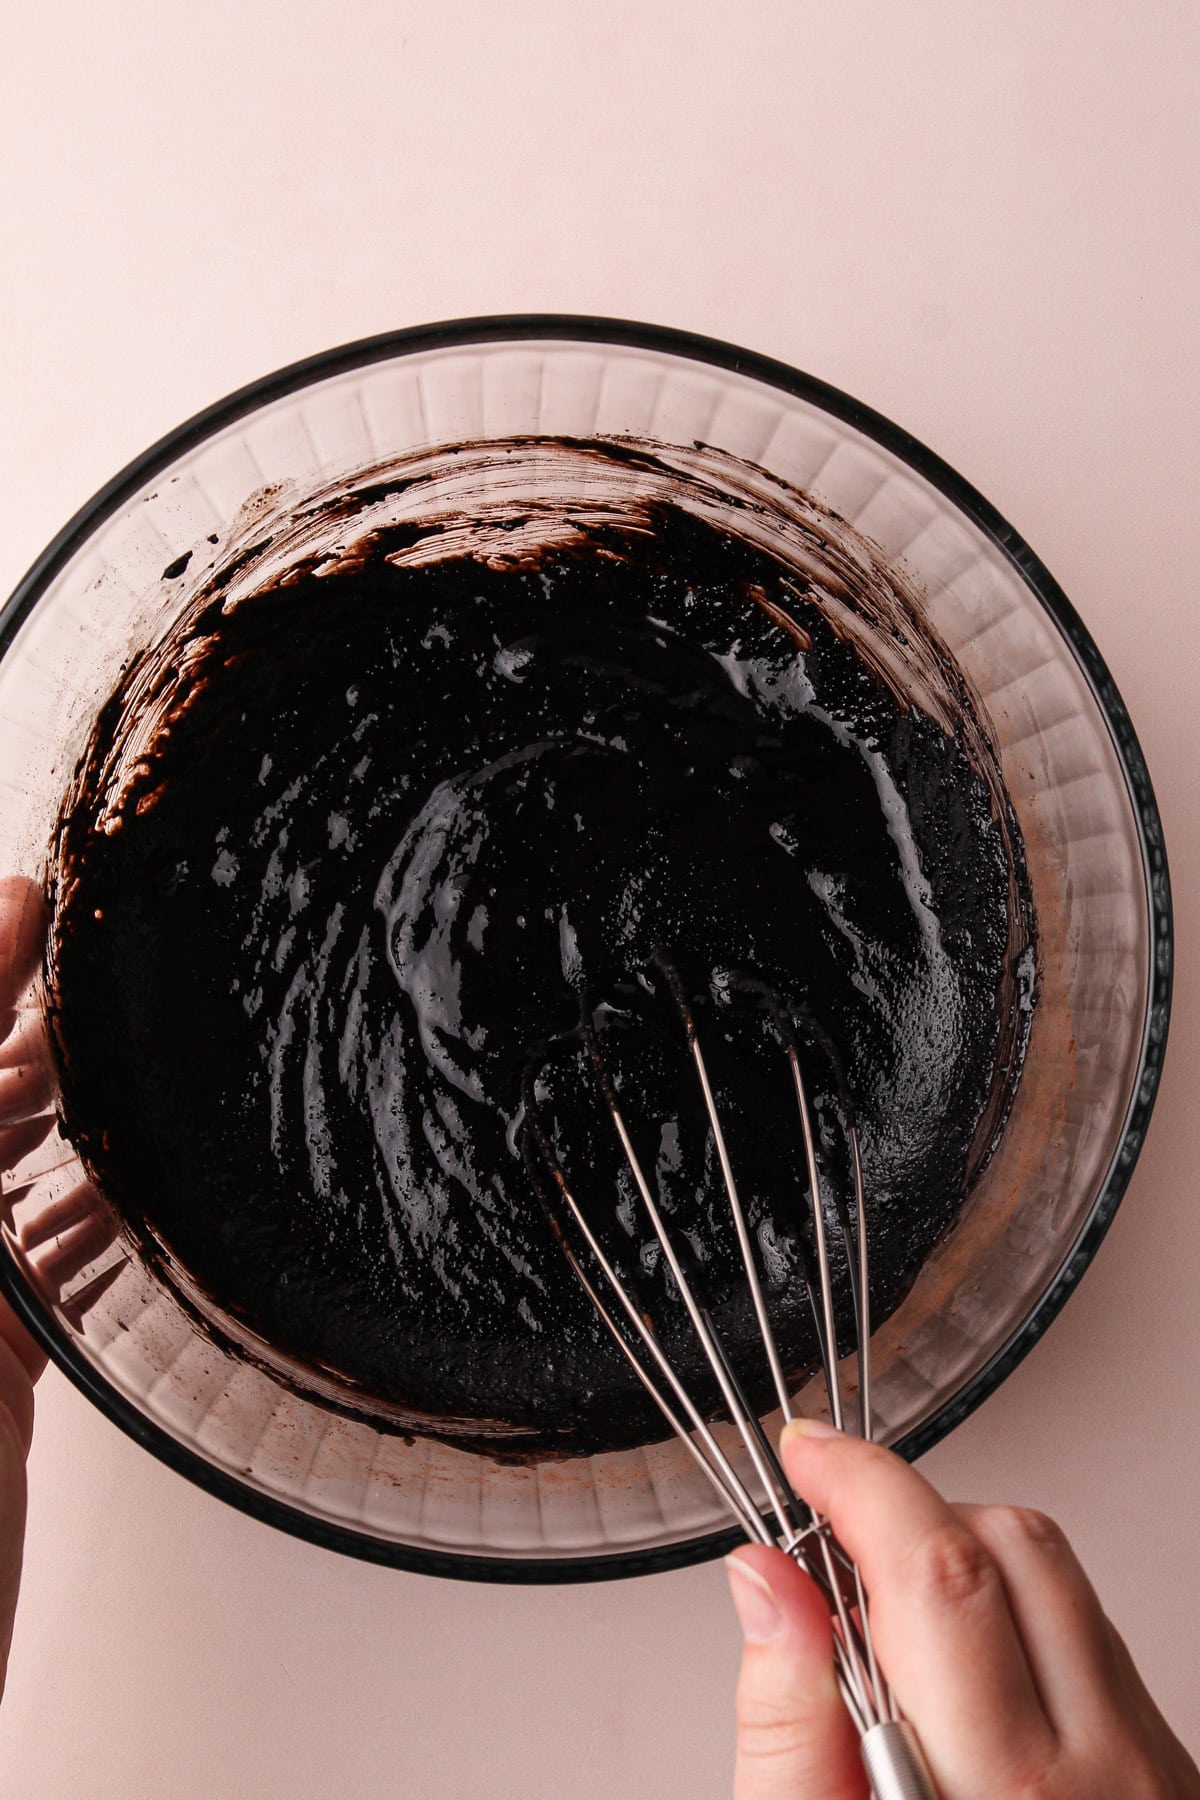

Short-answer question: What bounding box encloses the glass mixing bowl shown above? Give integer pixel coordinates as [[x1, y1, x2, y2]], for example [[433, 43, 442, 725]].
[[0, 318, 1171, 1581]]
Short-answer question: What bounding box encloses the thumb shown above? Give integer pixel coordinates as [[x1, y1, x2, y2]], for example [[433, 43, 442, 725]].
[[727, 1545, 867, 1800]]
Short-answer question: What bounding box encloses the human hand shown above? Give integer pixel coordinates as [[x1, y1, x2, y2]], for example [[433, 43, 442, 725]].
[[0, 878, 52, 1701], [726, 1420, 1200, 1799]]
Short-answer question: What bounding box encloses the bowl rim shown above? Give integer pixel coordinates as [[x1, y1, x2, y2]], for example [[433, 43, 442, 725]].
[[0, 313, 1173, 1583]]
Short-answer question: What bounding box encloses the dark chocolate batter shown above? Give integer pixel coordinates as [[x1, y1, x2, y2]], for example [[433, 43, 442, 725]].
[[46, 458, 1036, 1456]]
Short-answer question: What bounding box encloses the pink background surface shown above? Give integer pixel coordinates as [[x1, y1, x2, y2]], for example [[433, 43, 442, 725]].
[[2, 3, 1198, 1791]]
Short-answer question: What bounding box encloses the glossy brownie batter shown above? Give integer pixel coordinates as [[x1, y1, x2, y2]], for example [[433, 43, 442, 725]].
[[45, 454, 1036, 1455]]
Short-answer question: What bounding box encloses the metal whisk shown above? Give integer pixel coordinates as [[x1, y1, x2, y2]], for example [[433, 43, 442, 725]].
[[522, 953, 938, 1800]]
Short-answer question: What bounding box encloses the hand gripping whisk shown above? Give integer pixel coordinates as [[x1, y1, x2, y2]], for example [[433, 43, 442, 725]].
[[522, 955, 938, 1800]]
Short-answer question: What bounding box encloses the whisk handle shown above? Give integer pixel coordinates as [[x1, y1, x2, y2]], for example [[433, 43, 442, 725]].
[[861, 1720, 939, 1800]]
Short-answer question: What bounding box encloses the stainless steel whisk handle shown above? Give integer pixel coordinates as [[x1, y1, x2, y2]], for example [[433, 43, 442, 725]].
[[861, 1721, 939, 1800], [784, 1527, 937, 1796]]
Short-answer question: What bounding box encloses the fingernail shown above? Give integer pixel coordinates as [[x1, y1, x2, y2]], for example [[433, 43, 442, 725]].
[[781, 1416, 841, 1443], [725, 1557, 784, 1643]]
